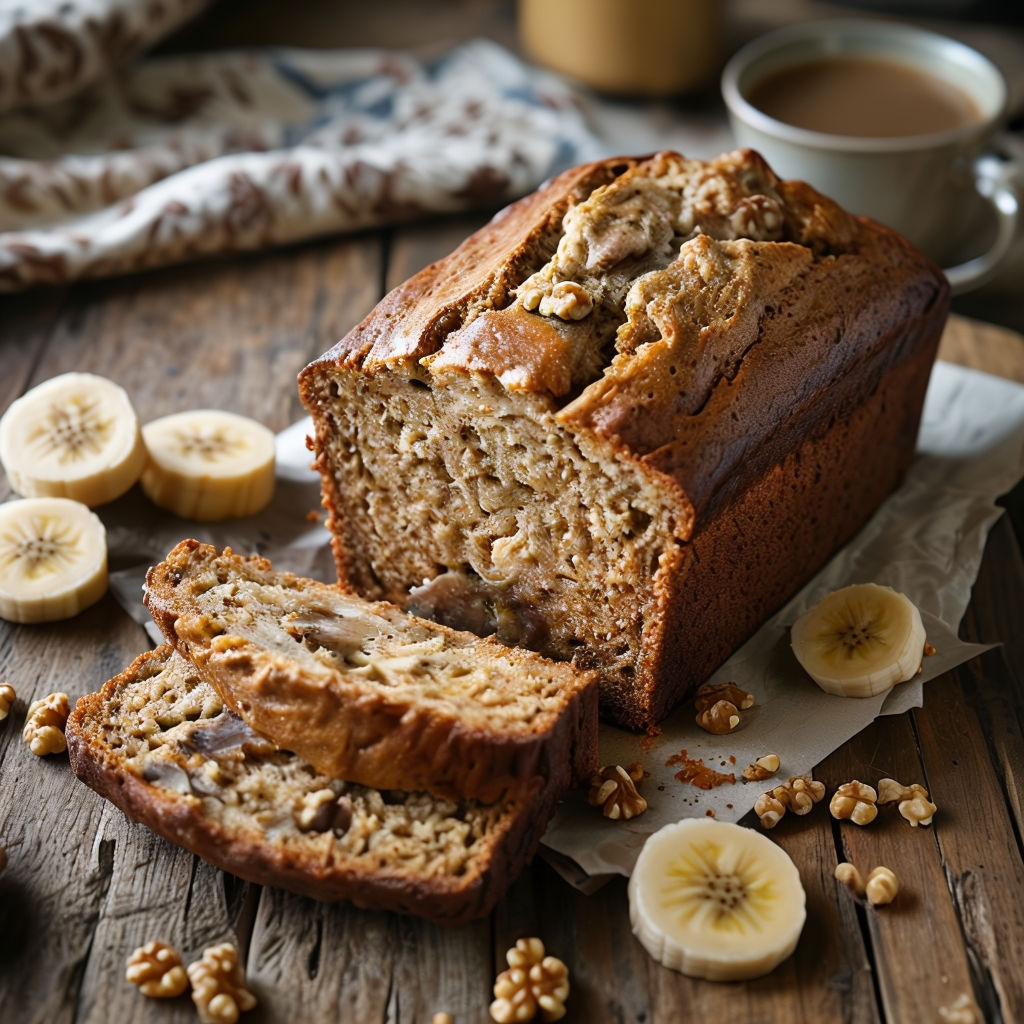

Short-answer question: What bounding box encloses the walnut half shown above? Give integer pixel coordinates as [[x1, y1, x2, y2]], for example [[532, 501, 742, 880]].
[[693, 682, 754, 735], [125, 941, 188, 998], [829, 781, 879, 826], [0, 682, 15, 721], [22, 692, 70, 756], [187, 942, 257, 1024], [754, 775, 826, 829], [490, 938, 569, 1023], [587, 763, 647, 820]]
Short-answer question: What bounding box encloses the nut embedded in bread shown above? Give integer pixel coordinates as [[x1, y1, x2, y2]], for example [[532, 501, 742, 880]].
[[298, 148, 949, 730], [65, 645, 560, 925], [143, 539, 599, 805]]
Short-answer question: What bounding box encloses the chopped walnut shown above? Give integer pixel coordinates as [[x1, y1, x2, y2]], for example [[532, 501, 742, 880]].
[[876, 778, 936, 826], [490, 938, 569, 1023], [939, 993, 984, 1024], [538, 280, 594, 321], [834, 862, 865, 894], [786, 776, 826, 815], [295, 788, 354, 833], [754, 789, 787, 829], [22, 692, 70, 756], [753, 775, 826, 829], [742, 753, 780, 782], [587, 763, 647, 820], [0, 683, 15, 721], [865, 866, 899, 906], [187, 942, 257, 1024], [693, 682, 754, 735], [125, 941, 189, 998], [829, 781, 878, 825]]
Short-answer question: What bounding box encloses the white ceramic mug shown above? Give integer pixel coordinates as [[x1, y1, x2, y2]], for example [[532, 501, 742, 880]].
[[721, 19, 1020, 292]]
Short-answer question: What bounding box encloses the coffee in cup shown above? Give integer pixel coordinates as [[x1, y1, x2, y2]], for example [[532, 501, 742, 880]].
[[721, 20, 1020, 292]]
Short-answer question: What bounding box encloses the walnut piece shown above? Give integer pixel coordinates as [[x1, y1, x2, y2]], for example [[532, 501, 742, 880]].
[[294, 788, 354, 833], [834, 861, 865, 894], [742, 753, 780, 782], [938, 993, 984, 1024], [829, 781, 878, 825], [693, 682, 754, 735], [753, 775, 826, 829], [490, 938, 569, 1023], [125, 941, 189, 998], [0, 683, 15, 721], [876, 777, 937, 826], [537, 281, 594, 320], [587, 763, 647, 820], [22, 692, 70, 756], [865, 866, 899, 906], [187, 942, 257, 1024]]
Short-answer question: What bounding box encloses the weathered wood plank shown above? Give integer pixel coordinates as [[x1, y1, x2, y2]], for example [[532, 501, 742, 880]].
[[822, 709, 980, 1024], [914, 516, 1024, 1024]]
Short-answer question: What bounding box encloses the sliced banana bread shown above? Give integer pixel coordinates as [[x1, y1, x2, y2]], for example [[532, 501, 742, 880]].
[[67, 645, 553, 924], [144, 539, 599, 804]]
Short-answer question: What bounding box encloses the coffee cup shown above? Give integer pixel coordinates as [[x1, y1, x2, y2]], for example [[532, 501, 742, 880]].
[[721, 19, 1020, 292]]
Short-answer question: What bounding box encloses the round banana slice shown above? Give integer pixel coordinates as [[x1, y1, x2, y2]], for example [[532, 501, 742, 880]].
[[0, 497, 108, 623], [141, 410, 276, 522], [0, 372, 146, 506], [791, 582, 927, 698], [629, 818, 806, 981]]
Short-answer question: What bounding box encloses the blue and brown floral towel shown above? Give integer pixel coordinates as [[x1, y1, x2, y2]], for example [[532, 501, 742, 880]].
[[0, 0, 599, 290]]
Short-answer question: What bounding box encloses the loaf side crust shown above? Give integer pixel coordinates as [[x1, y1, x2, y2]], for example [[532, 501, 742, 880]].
[[66, 645, 554, 925]]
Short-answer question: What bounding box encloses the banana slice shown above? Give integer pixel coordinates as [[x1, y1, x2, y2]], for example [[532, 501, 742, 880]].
[[140, 410, 276, 521], [628, 818, 806, 981], [0, 372, 145, 506], [0, 497, 108, 623], [791, 582, 926, 698]]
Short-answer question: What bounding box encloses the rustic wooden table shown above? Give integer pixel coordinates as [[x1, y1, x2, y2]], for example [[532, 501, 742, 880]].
[[1, 211, 1022, 1024]]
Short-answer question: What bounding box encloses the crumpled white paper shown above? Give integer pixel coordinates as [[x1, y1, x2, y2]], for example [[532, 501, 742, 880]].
[[100, 360, 1024, 883]]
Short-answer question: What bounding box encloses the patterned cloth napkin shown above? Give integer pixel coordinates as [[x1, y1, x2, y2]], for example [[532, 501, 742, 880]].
[[0, 1, 601, 291]]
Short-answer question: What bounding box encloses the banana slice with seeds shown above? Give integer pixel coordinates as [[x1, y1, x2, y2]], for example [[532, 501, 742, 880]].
[[0, 497, 108, 623], [629, 818, 806, 981], [791, 583, 926, 698], [0, 372, 145, 506], [141, 410, 275, 522]]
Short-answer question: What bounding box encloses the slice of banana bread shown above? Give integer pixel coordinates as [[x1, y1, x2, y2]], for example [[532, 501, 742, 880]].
[[298, 148, 949, 730], [67, 645, 553, 924], [144, 539, 598, 805]]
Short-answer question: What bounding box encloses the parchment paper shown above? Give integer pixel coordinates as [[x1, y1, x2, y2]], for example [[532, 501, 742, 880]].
[[102, 360, 1024, 882], [543, 360, 1024, 880]]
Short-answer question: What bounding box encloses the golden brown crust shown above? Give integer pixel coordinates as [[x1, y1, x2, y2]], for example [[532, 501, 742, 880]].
[[144, 540, 599, 803], [66, 645, 556, 925]]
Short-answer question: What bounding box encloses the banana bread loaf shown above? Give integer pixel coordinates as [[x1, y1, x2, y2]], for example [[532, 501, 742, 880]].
[[298, 148, 949, 730], [66, 645, 554, 924], [144, 539, 599, 804]]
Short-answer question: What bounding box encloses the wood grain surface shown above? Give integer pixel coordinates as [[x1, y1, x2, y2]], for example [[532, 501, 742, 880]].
[[0, 215, 1022, 1024]]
